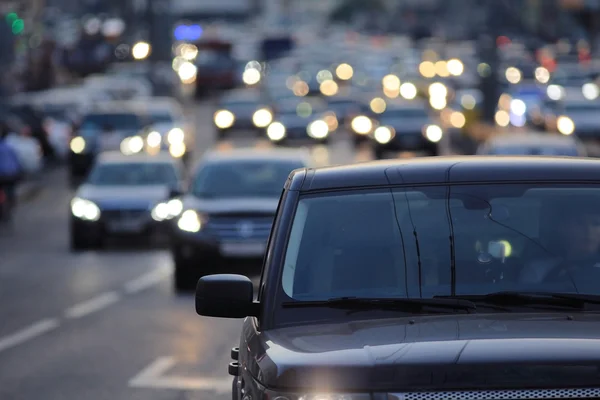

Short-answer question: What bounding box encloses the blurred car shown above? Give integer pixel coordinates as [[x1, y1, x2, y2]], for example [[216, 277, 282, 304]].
[[68, 104, 150, 182], [69, 152, 185, 250], [266, 98, 328, 144], [213, 89, 272, 138], [167, 148, 312, 291], [370, 99, 443, 158], [5, 131, 42, 175], [544, 98, 600, 138], [476, 131, 587, 157], [83, 75, 152, 100]]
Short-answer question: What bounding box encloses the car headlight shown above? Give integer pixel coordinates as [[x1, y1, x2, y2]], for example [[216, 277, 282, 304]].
[[557, 115, 575, 135], [167, 128, 185, 145], [424, 124, 443, 142], [374, 126, 394, 144], [71, 197, 101, 221], [147, 131, 162, 147], [169, 142, 186, 158], [151, 198, 183, 221], [121, 136, 144, 154], [214, 110, 235, 129], [307, 120, 329, 139], [252, 108, 273, 127], [264, 390, 371, 400], [70, 136, 86, 154], [351, 115, 372, 134], [177, 210, 203, 233], [267, 122, 286, 141]]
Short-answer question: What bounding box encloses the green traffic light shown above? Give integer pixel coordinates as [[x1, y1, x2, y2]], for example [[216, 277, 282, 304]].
[[11, 18, 24, 34], [5, 12, 17, 24]]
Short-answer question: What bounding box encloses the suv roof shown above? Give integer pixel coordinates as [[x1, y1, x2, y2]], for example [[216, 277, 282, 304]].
[[288, 156, 600, 192]]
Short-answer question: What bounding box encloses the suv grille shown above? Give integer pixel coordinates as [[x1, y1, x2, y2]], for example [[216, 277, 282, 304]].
[[389, 388, 600, 400], [206, 215, 274, 240], [102, 209, 148, 221]]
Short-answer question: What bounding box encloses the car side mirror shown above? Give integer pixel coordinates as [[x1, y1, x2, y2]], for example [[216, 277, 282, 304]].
[[196, 274, 258, 318]]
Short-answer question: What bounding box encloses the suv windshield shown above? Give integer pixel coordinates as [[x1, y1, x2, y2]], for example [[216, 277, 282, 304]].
[[192, 160, 303, 198], [282, 184, 600, 301], [88, 162, 178, 186]]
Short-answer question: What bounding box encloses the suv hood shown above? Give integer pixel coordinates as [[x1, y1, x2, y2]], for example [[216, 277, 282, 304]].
[[77, 184, 169, 209], [182, 196, 279, 215], [252, 314, 600, 391]]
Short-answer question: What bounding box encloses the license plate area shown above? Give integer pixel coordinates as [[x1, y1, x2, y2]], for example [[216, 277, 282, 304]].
[[107, 217, 146, 233]]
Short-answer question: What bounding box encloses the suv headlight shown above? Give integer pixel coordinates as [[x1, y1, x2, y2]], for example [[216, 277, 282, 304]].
[[264, 391, 371, 400], [71, 197, 101, 221], [151, 198, 183, 221], [177, 210, 205, 233]]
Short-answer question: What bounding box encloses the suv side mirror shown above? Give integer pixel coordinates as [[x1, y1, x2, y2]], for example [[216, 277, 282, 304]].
[[196, 274, 258, 318]]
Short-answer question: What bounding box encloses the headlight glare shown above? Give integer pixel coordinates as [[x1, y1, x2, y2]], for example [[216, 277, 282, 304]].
[[71, 197, 101, 221], [265, 390, 370, 400], [374, 126, 394, 144], [167, 128, 185, 145], [351, 115, 372, 134], [252, 108, 273, 127], [70, 136, 85, 153], [267, 122, 286, 141], [557, 115, 575, 135], [177, 210, 202, 233], [424, 125, 443, 142], [307, 120, 329, 139], [147, 131, 162, 147], [214, 110, 235, 129], [151, 198, 183, 221]]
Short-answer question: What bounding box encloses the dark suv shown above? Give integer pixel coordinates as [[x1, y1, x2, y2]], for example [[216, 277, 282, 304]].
[[196, 156, 600, 399]]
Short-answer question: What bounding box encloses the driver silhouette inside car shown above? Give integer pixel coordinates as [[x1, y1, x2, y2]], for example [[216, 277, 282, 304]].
[[520, 204, 600, 285]]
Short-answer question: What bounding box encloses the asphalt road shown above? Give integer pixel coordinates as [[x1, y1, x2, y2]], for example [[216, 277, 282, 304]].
[[1, 96, 424, 400]]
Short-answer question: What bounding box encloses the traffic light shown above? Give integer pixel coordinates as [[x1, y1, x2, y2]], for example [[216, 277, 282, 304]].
[[5, 12, 23, 34]]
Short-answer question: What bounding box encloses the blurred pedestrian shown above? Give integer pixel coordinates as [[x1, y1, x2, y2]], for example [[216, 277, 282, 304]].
[[0, 122, 23, 219]]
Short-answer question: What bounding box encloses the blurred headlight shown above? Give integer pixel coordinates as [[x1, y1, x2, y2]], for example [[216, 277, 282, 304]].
[[267, 122, 286, 141], [167, 128, 185, 145], [70, 136, 85, 154], [169, 142, 186, 158], [121, 136, 144, 154], [152, 199, 184, 221], [252, 108, 273, 127], [425, 125, 443, 142], [147, 131, 162, 147], [351, 116, 372, 134], [214, 110, 235, 129], [177, 210, 202, 233], [307, 120, 329, 139], [557, 116, 575, 135], [71, 197, 101, 221], [374, 126, 394, 144]]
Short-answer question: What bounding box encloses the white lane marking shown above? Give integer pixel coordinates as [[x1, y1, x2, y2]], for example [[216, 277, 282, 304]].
[[124, 266, 173, 294], [129, 356, 231, 393], [0, 318, 60, 353], [64, 291, 120, 319]]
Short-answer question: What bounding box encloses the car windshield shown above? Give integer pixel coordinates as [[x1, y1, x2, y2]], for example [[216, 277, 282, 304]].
[[222, 101, 259, 113], [88, 162, 179, 186], [191, 160, 304, 198], [489, 146, 579, 156], [282, 184, 600, 301], [149, 112, 173, 124], [565, 104, 600, 114], [80, 113, 142, 132]]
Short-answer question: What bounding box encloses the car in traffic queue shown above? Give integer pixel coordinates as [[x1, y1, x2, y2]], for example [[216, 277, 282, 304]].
[[68, 103, 150, 183], [326, 93, 375, 146], [196, 156, 600, 400], [369, 99, 443, 158], [166, 148, 312, 291], [213, 89, 273, 138], [265, 98, 329, 144], [69, 152, 185, 250], [544, 97, 600, 138], [476, 131, 588, 157]]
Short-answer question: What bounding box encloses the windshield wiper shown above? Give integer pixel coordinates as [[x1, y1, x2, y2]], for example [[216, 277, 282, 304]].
[[282, 296, 477, 313], [434, 291, 600, 310]]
